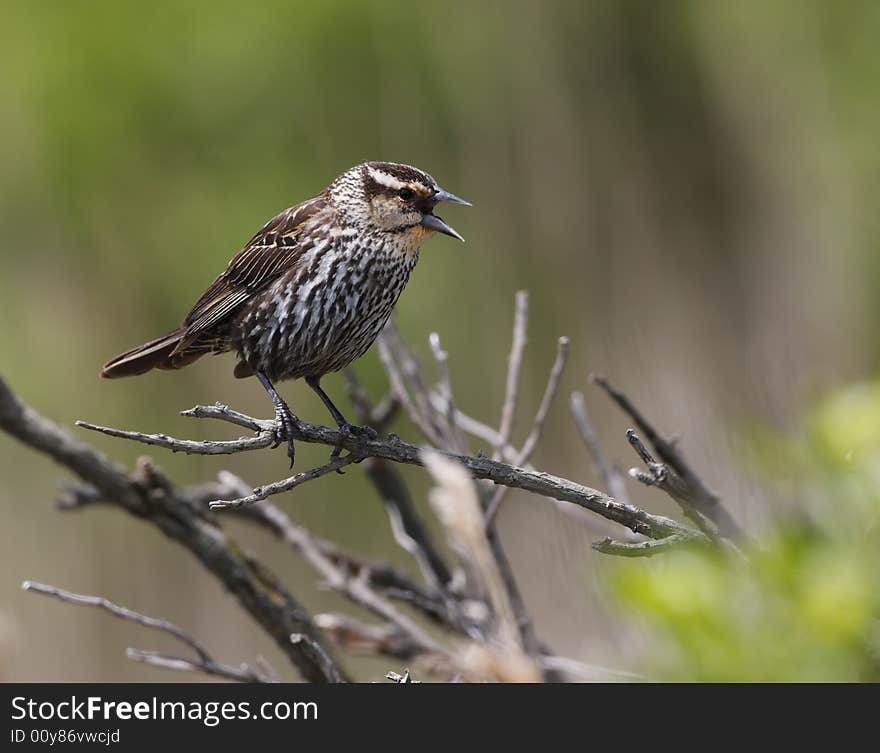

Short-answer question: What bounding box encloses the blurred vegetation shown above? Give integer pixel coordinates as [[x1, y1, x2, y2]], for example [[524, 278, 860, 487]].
[[611, 382, 880, 681], [2, 1, 880, 681]]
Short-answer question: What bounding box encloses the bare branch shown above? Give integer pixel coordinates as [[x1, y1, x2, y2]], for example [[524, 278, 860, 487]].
[[230, 499, 450, 659], [515, 336, 570, 464], [485, 335, 570, 526], [234, 498, 451, 627], [591, 533, 693, 557], [23, 581, 269, 682], [342, 371, 399, 432], [624, 429, 719, 542], [209, 454, 359, 510], [376, 324, 446, 445], [494, 291, 529, 460], [426, 392, 521, 462], [77, 399, 700, 544], [0, 376, 346, 683], [289, 633, 341, 685], [343, 372, 456, 595], [75, 419, 275, 455], [429, 332, 466, 452], [570, 390, 631, 506], [592, 374, 743, 539]]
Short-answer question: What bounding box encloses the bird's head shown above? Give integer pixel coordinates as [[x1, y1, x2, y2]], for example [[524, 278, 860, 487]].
[[328, 162, 470, 242]]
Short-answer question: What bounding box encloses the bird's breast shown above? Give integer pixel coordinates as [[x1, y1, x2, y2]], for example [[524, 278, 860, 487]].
[[235, 235, 419, 379]]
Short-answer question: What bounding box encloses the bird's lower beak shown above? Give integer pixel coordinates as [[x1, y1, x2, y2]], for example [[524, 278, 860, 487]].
[[421, 187, 471, 242], [421, 213, 465, 242]]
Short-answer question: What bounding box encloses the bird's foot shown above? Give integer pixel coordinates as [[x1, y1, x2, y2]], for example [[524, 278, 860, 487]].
[[329, 423, 378, 471], [270, 405, 301, 469]]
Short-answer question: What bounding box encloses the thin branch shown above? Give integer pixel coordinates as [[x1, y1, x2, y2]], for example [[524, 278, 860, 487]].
[[426, 391, 521, 462], [343, 373, 456, 596], [592, 374, 743, 539], [75, 419, 275, 456], [77, 402, 700, 543], [376, 325, 446, 445], [485, 336, 570, 526], [494, 290, 529, 460], [342, 371, 399, 432], [232, 499, 450, 659], [591, 533, 693, 557], [234, 498, 451, 627], [209, 453, 359, 510], [429, 331, 466, 452], [625, 429, 719, 542], [515, 336, 570, 465], [570, 390, 631, 506], [23, 581, 269, 682]]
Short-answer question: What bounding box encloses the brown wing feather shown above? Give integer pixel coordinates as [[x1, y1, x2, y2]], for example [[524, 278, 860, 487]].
[[172, 195, 326, 358]]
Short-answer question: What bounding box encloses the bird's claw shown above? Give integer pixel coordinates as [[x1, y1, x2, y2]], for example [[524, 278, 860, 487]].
[[329, 423, 377, 470], [271, 408, 300, 469]]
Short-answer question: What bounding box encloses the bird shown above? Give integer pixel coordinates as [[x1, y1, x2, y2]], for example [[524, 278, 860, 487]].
[[100, 161, 470, 467]]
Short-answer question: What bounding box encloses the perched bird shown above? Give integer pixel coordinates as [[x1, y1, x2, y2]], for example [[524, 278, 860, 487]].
[[101, 161, 470, 465]]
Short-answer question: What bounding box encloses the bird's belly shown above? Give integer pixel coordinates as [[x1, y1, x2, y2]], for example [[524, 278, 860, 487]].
[[235, 247, 416, 381]]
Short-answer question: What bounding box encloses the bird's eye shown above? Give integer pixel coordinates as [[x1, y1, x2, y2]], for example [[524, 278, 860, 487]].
[[398, 187, 415, 201]]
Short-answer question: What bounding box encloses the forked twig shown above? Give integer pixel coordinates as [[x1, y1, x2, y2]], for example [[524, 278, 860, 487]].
[[23, 581, 272, 682]]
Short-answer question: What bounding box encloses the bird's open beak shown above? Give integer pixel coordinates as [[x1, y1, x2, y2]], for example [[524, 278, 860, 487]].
[[421, 187, 471, 242]]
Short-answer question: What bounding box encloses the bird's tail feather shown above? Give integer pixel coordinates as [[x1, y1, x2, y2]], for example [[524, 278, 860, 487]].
[[101, 328, 201, 378]]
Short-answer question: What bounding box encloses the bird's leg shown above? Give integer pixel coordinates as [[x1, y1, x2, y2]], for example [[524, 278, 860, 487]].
[[256, 371, 299, 468], [306, 376, 377, 464]]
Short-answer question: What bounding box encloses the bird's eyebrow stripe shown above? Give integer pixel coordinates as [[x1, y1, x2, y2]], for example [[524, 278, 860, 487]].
[[366, 166, 409, 191]]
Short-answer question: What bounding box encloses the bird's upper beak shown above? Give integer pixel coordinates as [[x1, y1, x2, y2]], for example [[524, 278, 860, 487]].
[[421, 188, 471, 242]]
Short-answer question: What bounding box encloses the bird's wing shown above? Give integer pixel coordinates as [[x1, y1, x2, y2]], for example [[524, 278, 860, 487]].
[[173, 195, 327, 354]]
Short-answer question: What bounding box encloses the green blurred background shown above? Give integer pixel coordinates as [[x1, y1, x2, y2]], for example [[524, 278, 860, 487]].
[[2, 0, 879, 681]]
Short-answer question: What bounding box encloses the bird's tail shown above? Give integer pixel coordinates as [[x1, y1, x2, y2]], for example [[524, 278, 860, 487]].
[[101, 328, 202, 378]]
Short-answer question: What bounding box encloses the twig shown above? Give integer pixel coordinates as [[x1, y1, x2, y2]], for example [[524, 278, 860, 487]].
[[342, 371, 399, 432], [23, 581, 269, 682], [591, 533, 693, 557], [376, 325, 446, 445], [235, 499, 451, 627], [429, 332, 466, 452], [592, 374, 743, 539], [75, 419, 275, 455], [494, 291, 529, 460], [484, 336, 570, 526], [570, 390, 631, 505], [426, 392, 521, 462], [235, 500, 450, 659], [624, 429, 719, 541], [209, 454, 359, 510], [344, 372, 455, 594]]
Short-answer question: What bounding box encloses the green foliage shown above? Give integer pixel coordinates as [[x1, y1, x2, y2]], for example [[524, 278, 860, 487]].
[[609, 382, 880, 682]]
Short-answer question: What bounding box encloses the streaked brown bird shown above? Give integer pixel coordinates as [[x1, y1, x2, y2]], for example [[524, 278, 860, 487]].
[[101, 162, 470, 465]]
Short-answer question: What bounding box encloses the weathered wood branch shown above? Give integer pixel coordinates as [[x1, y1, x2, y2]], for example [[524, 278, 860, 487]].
[[0, 375, 346, 683], [23, 581, 274, 682], [75, 403, 701, 543]]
